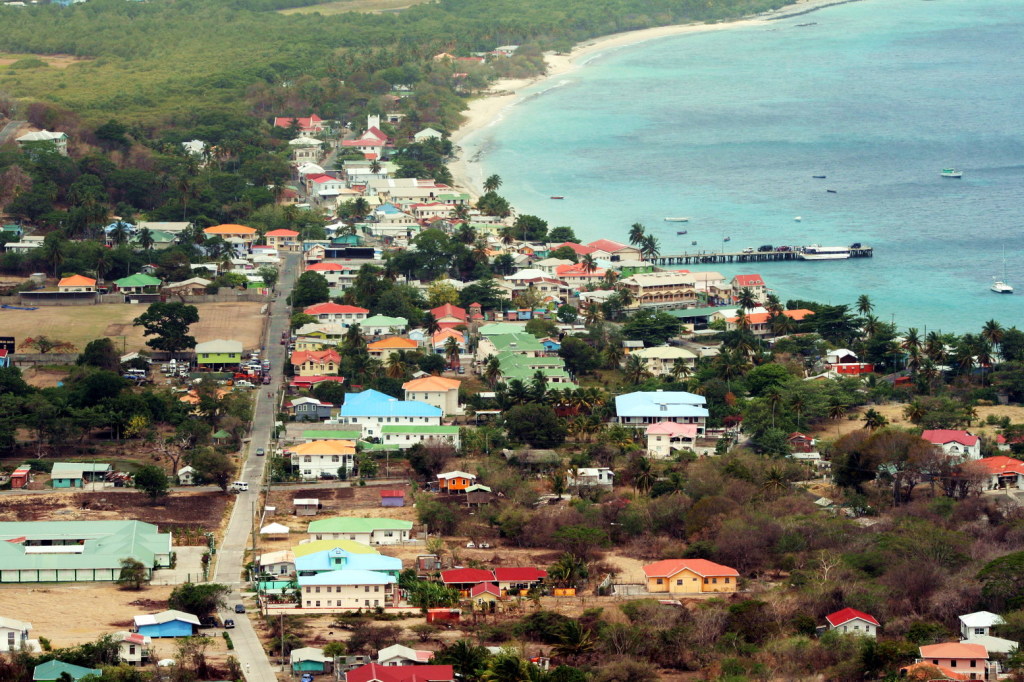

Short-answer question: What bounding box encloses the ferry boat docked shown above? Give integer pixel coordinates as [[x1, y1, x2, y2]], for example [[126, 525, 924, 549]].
[[799, 245, 851, 260], [941, 168, 963, 178]]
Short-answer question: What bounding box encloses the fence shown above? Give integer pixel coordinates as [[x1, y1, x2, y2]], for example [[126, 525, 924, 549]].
[[13, 352, 79, 366]]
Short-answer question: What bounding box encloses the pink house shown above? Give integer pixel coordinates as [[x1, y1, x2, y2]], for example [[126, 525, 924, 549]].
[[645, 421, 698, 459], [917, 643, 989, 680]]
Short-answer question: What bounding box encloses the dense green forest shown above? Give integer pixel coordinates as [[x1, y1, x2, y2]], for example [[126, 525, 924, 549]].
[[0, 0, 789, 125]]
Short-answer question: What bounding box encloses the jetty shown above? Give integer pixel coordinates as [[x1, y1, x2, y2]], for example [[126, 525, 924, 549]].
[[647, 245, 873, 267]]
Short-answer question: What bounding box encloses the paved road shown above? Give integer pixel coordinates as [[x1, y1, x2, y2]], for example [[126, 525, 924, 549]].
[[212, 252, 299, 682], [0, 120, 25, 145]]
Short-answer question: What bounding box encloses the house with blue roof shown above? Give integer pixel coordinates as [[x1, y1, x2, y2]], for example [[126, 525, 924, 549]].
[[299, 569, 399, 610], [132, 610, 200, 638], [614, 390, 709, 434], [295, 548, 402, 578], [32, 660, 101, 682], [339, 389, 442, 438]]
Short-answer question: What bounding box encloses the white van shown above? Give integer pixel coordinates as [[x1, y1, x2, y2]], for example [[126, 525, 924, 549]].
[[230, 481, 249, 492]]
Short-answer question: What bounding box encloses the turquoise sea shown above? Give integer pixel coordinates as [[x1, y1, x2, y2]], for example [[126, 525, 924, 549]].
[[461, 0, 1024, 333]]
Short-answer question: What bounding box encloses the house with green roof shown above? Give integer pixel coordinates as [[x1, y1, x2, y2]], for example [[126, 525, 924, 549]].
[[381, 425, 460, 451], [477, 333, 544, 361], [362, 315, 408, 337], [477, 322, 527, 336], [0, 520, 171, 583], [307, 517, 413, 545], [497, 353, 574, 390], [113, 273, 162, 294], [300, 429, 362, 441], [33, 659, 101, 681]]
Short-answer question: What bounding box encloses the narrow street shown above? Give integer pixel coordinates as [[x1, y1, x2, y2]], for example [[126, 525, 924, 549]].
[[212, 252, 300, 682]]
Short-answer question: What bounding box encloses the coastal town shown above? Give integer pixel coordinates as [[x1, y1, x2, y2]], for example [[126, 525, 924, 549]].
[[1, 102, 1024, 682]]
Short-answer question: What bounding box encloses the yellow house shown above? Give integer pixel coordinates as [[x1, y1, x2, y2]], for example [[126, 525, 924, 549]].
[[643, 559, 739, 594], [469, 582, 501, 606]]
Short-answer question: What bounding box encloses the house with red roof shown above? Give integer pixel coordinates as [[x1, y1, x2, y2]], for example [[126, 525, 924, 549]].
[[272, 114, 326, 134], [585, 238, 640, 261], [826, 608, 880, 637], [440, 568, 495, 591], [725, 308, 814, 336], [643, 559, 738, 594], [291, 350, 340, 377], [975, 456, 1024, 490], [469, 582, 501, 604], [303, 302, 368, 326], [304, 262, 356, 289], [305, 174, 346, 205], [554, 262, 606, 287], [265, 228, 300, 251], [921, 430, 982, 460], [730, 274, 767, 302], [916, 643, 990, 680], [290, 375, 346, 390], [346, 662, 455, 682], [788, 432, 815, 453], [551, 242, 596, 257], [430, 303, 467, 330], [494, 567, 547, 593]]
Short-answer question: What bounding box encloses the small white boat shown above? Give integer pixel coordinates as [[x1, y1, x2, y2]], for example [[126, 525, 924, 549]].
[[664, 217, 689, 222], [799, 244, 851, 260], [941, 168, 963, 178], [794, 216, 802, 222], [991, 280, 1014, 294]]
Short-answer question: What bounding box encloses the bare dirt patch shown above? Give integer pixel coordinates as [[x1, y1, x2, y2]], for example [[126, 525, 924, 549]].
[[807, 402, 1024, 443], [279, 0, 430, 14], [1, 301, 265, 355], [21, 366, 69, 388], [0, 54, 90, 69]]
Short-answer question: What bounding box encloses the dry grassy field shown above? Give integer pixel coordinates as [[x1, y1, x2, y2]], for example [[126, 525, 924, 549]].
[[0, 54, 90, 69], [280, 0, 430, 15], [2, 302, 265, 354], [807, 403, 1024, 442]]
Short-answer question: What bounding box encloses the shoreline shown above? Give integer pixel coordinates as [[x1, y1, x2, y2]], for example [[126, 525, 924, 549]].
[[448, 0, 860, 197]]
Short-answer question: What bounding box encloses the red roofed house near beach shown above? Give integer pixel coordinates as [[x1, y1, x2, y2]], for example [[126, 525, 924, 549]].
[[731, 274, 767, 302], [921, 430, 982, 460], [826, 608, 880, 637], [975, 456, 1024, 491], [643, 559, 739, 594], [725, 309, 814, 336], [916, 643, 990, 681], [585, 238, 640, 261]]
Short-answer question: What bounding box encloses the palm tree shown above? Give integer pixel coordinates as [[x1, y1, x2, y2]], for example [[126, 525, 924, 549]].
[[444, 336, 461, 369], [385, 352, 408, 379], [827, 398, 848, 436], [580, 253, 597, 274], [628, 222, 646, 247], [137, 227, 155, 253], [369, 159, 382, 174], [862, 408, 888, 431], [670, 358, 692, 383], [505, 379, 530, 406], [925, 331, 946, 364], [436, 640, 489, 681], [715, 347, 750, 392], [422, 313, 441, 336], [856, 294, 874, 316], [483, 174, 502, 193], [93, 248, 112, 284], [583, 301, 603, 325], [982, 319, 1005, 356], [737, 287, 757, 311], [769, 312, 795, 337], [451, 204, 472, 225], [639, 233, 660, 260], [483, 355, 502, 387], [764, 386, 784, 429], [552, 620, 595, 665], [481, 653, 530, 682], [762, 467, 789, 497], [602, 342, 623, 370], [530, 370, 547, 402], [623, 354, 650, 384], [903, 400, 926, 424], [349, 197, 371, 223], [41, 237, 66, 278], [109, 221, 130, 247], [788, 392, 807, 431], [765, 293, 784, 316]]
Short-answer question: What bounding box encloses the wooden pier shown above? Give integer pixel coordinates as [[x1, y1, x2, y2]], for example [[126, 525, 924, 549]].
[[648, 246, 873, 267]]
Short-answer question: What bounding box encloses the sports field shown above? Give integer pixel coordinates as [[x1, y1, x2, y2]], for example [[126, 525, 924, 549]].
[[1, 302, 266, 354]]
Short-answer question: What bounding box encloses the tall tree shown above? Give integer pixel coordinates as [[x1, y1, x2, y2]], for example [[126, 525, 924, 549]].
[[132, 302, 200, 358]]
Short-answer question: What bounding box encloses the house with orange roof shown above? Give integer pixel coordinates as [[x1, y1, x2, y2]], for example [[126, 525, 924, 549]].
[[916, 643, 990, 680], [642, 559, 739, 594], [286, 440, 356, 480], [431, 329, 465, 354], [403, 375, 462, 415], [272, 114, 326, 134], [975, 456, 1024, 490], [291, 350, 341, 377], [725, 308, 814, 336], [265, 229, 300, 251], [367, 337, 419, 358], [554, 262, 606, 287], [57, 274, 96, 293], [899, 661, 971, 681], [203, 224, 257, 244]]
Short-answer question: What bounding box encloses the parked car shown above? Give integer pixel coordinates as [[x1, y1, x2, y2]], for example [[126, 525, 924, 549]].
[[234, 603, 245, 613], [757, 244, 774, 252], [235, 380, 254, 388], [224, 619, 235, 629], [262, 376, 271, 385], [743, 247, 754, 254], [301, 674, 314, 682], [850, 242, 862, 249], [256, 448, 265, 457], [777, 245, 791, 252]]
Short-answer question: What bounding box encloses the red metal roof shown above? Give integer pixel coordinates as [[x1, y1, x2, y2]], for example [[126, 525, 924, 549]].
[[975, 456, 1024, 476], [470, 582, 501, 597], [493, 567, 547, 582], [440, 568, 495, 584], [826, 607, 879, 627], [345, 662, 455, 682], [921, 430, 979, 447], [642, 559, 739, 578], [380, 490, 406, 497], [303, 302, 369, 315], [732, 274, 765, 287]]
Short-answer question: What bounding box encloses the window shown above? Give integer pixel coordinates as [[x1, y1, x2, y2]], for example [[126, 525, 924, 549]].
[[374, 585, 380, 592], [975, 628, 984, 635], [304, 456, 311, 462], [365, 600, 370, 607], [950, 661, 957, 667], [676, 579, 682, 586], [970, 661, 976, 668], [315, 586, 320, 593], [656, 578, 663, 585], [315, 601, 320, 607], [129, 645, 136, 655], [725, 578, 731, 583], [332, 456, 339, 462], [365, 586, 370, 592]]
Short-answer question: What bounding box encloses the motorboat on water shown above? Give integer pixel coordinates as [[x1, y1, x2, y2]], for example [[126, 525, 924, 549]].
[[812, 175, 826, 179], [550, 195, 564, 199], [723, 237, 731, 242], [664, 217, 689, 222], [798, 244, 851, 260], [677, 230, 687, 235], [941, 168, 963, 178]]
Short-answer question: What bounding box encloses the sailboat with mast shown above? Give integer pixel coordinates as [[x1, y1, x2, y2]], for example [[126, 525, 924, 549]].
[[991, 249, 1013, 294]]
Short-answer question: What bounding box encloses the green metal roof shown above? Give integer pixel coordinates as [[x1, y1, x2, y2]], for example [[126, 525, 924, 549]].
[[360, 442, 401, 452], [0, 520, 170, 573], [33, 660, 102, 681], [478, 322, 527, 336], [114, 273, 162, 288], [381, 425, 459, 435], [487, 333, 544, 352], [307, 517, 413, 534], [212, 429, 232, 439]]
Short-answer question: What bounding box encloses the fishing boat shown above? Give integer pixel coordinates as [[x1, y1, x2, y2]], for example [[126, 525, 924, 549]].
[[812, 175, 826, 179], [723, 237, 731, 242], [677, 230, 687, 235], [794, 216, 802, 222], [992, 249, 1013, 293], [826, 189, 837, 194], [691, 241, 697, 246], [940, 168, 963, 178], [798, 245, 851, 260], [664, 217, 689, 222], [550, 195, 564, 199]]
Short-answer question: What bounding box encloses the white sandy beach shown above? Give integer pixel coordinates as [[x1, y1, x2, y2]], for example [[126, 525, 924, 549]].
[[448, 0, 857, 196]]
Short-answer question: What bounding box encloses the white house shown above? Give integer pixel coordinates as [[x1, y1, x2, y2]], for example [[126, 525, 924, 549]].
[[629, 346, 698, 377], [307, 517, 413, 545], [568, 467, 614, 488], [826, 608, 879, 638], [381, 425, 461, 450], [176, 466, 196, 486], [113, 631, 150, 665], [615, 391, 709, 434], [413, 128, 443, 143], [257, 549, 296, 577], [377, 643, 434, 666], [287, 440, 356, 480], [921, 430, 982, 460], [302, 302, 369, 326], [339, 389, 442, 439], [960, 611, 1005, 640], [16, 130, 68, 155], [298, 570, 399, 610], [0, 616, 39, 653], [645, 422, 699, 459]]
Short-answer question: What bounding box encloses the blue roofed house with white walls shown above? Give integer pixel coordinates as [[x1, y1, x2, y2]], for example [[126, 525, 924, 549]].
[[339, 389, 443, 438], [614, 390, 709, 435]]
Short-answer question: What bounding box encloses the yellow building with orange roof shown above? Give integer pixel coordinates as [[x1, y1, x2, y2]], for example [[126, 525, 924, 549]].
[[402, 375, 462, 416], [286, 440, 356, 480], [57, 274, 97, 292], [203, 223, 258, 244], [367, 337, 418, 359]]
